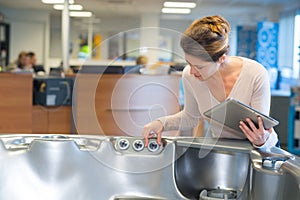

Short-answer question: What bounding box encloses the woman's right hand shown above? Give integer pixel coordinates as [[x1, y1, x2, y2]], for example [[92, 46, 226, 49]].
[[142, 120, 164, 147]]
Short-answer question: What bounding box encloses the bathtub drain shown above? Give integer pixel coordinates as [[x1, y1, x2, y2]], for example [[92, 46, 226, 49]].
[[199, 187, 237, 200]]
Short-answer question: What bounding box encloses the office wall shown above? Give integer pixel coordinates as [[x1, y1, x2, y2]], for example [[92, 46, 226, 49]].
[[0, 7, 50, 67]]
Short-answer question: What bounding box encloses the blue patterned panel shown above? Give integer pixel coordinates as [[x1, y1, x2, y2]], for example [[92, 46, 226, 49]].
[[256, 21, 279, 69]]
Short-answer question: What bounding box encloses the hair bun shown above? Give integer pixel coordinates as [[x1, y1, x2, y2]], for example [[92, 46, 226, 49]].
[[206, 16, 230, 35], [180, 15, 231, 62]]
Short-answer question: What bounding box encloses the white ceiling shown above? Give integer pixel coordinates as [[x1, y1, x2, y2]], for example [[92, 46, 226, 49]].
[[0, 0, 299, 20]]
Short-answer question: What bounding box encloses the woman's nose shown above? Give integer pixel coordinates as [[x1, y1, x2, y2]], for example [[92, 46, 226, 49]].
[[190, 66, 197, 75]]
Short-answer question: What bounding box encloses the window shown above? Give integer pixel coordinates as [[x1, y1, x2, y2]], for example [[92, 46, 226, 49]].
[[278, 10, 299, 86], [293, 13, 300, 78]]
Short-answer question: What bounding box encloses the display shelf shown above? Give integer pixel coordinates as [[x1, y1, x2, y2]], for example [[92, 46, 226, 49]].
[[288, 87, 300, 154], [0, 22, 9, 68]]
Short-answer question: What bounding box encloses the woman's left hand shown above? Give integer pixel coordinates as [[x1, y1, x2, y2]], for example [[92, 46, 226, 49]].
[[239, 116, 272, 146]]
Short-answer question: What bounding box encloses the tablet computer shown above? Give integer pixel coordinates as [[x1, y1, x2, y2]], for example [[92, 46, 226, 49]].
[[203, 98, 279, 133]]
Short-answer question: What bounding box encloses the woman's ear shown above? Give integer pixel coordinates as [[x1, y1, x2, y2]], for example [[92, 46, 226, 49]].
[[218, 54, 226, 64]]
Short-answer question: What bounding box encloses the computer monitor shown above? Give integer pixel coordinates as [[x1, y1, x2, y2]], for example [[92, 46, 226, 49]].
[[49, 67, 64, 77], [124, 65, 141, 74], [33, 65, 45, 73]]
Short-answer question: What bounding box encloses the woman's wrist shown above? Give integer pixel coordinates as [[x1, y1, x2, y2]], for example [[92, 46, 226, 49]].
[[253, 130, 278, 150]]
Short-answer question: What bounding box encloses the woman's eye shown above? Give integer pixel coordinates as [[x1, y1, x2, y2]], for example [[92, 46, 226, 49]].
[[195, 66, 203, 69]]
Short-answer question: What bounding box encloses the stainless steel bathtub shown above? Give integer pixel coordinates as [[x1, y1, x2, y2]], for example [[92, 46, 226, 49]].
[[0, 134, 299, 200]]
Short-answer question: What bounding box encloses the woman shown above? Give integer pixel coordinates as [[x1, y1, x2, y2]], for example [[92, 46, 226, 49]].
[[142, 15, 278, 149]]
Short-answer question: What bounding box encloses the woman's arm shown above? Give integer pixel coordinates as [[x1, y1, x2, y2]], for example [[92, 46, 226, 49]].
[[241, 67, 278, 149], [158, 74, 201, 131]]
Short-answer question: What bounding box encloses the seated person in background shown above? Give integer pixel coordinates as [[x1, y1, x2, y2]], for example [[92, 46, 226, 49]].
[[27, 52, 36, 67], [11, 51, 33, 73], [6, 51, 27, 71], [17, 51, 29, 69], [27, 52, 45, 74], [136, 55, 149, 66], [124, 55, 149, 74]]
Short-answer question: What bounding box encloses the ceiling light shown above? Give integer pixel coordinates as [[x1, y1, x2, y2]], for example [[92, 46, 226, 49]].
[[69, 11, 93, 17], [42, 0, 74, 4], [163, 1, 196, 8], [53, 4, 83, 10], [161, 8, 191, 14]]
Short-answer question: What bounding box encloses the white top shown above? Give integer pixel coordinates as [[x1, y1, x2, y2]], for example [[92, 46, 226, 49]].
[[159, 57, 278, 150]]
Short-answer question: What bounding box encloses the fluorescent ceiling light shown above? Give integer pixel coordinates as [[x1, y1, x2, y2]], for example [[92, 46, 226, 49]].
[[163, 1, 196, 8], [70, 11, 93, 17], [53, 4, 83, 10], [42, 0, 74, 4], [161, 8, 191, 14]]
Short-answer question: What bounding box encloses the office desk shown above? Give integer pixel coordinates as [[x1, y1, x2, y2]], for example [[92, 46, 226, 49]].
[[0, 73, 32, 133], [32, 105, 72, 134], [0, 74, 187, 136], [73, 74, 181, 136]]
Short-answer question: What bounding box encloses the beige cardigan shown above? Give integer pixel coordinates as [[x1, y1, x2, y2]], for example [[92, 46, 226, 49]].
[[159, 56, 278, 150]]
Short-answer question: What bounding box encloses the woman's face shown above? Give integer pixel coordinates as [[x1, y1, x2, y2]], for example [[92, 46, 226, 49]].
[[185, 54, 219, 81], [19, 55, 30, 66]]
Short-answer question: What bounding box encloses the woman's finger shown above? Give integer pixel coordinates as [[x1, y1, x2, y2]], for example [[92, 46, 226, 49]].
[[257, 116, 264, 130], [245, 118, 258, 132], [239, 121, 255, 140]]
